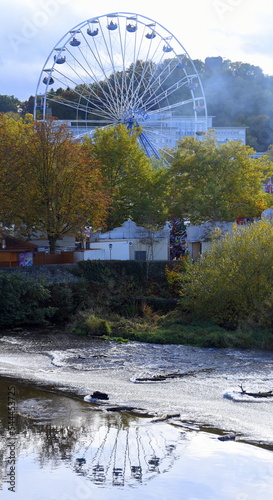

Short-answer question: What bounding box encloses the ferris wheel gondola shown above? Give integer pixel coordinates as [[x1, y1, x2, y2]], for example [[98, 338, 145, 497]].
[[34, 12, 208, 161]]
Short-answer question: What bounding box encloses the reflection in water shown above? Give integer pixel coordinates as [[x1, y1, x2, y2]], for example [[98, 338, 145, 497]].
[[0, 379, 183, 494], [70, 419, 181, 487], [1, 378, 273, 500]]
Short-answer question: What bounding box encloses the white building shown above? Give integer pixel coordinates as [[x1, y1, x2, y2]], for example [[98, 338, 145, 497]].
[[212, 126, 246, 145], [74, 219, 170, 262], [55, 116, 246, 148], [186, 222, 235, 260]]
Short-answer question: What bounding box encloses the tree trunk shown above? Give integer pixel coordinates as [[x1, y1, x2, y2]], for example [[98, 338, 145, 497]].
[[48, 235, 58, 253]]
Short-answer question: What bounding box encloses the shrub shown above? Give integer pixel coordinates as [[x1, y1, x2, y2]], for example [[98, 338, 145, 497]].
[[49, 283, 75, 322], [0, 271, 55, 327], [81, 314, 112, 336], [177, 219, 273, 330], [49, 280, 93, 323]]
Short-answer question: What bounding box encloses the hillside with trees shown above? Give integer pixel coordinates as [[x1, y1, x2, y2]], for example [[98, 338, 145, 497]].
[[3, 56, 273, 152], [200, 57, 273, 152]]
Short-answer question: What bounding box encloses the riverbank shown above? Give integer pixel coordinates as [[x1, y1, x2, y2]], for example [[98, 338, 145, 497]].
[[1, 329, 273, 449]]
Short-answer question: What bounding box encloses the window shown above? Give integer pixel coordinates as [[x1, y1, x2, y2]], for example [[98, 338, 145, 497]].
[[134, 251, 146, 261]]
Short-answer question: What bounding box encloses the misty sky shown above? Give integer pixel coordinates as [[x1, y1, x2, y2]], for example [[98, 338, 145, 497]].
[[1, 0, 273, 101]]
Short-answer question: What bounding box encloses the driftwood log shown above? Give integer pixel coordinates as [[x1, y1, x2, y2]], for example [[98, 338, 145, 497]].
[[239, 384, 273, 398], [133, 368, 214, 382], [218, 433, 236, 441]]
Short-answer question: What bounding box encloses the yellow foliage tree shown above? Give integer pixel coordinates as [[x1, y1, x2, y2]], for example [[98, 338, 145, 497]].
[[181, 218, 273, 330], [167, 135, 273, 224], [87, 124, 169, 229]]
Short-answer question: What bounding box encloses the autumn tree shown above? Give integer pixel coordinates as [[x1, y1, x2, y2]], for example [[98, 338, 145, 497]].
[[179, 219, 273, 331], [87, 124, 169, 230], [17, 120, 110, 252], [0, 114, 33, 224], [167, 135, 272, 224]]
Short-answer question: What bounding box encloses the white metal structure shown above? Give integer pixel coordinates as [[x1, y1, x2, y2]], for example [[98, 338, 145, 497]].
[[34, 12, 208, 160]]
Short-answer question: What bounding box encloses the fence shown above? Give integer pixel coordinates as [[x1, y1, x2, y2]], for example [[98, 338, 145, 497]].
[[0, 251, 75, 268], [0, 251, 19, 267], [33, 251, 74, 266]]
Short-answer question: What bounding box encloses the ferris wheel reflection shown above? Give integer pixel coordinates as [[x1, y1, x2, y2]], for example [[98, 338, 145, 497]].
[[72, 415, 185, 487]]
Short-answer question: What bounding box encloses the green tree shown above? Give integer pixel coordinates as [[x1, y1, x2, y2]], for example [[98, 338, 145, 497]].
[[179, 219, 273, 330], [167, 135, 272, 224], [0, 95, 20, 113], [87, 124, 168, 229]]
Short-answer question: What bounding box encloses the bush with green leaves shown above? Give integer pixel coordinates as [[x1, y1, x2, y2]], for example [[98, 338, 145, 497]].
[[48, 280, 93, 323], [180, 219, 273, 330], [72, 313, 112, 336], [0, 271, 55, 327]]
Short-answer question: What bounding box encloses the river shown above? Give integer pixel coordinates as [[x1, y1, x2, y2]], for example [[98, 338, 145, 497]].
[[0, 330, 273, 499]]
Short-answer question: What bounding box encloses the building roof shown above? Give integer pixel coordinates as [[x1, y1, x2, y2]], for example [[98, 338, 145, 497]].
[[0, 233, 37, 251]]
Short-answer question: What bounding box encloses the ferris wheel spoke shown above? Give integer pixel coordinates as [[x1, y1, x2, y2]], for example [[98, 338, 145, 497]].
[[142, 86, 190, 113], [136, 62, 191, 111], [47, 95, 114, 119], [51, 84, 118, 119], [131, 59, 179, 111], [118, 22, 128, 109], [148, 99, 195, 116], [79, 29, 120, 110], [76, 48, 118, 111], [129, 62, 157, 110], [64, 47, 95, 82], [123, 22, 165, 107], [52, 68, 118, 118], [144, 125, 179, 143], [73, 27, 120, 112], [133, 34, 174, 96], [142, 80, 192, 111], [102, 26, 127, 113], [128, 39, 166, 109], [105, 24, 124, 111], [124, 20, 146, 104], [46, 83, 106, 116], [119, 23, 140, 112]]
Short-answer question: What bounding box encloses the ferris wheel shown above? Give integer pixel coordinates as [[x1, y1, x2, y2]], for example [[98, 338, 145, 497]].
[[34, 12, 208, 160]]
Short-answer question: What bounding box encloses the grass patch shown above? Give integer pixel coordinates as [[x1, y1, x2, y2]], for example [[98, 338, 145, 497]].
[[107, 317, 273, 349], [68, 307, 273, 349]]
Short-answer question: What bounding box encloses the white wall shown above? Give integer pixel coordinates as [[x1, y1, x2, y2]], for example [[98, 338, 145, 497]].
[[74, 249, 105, 262], [74, 238, 169, 261], [89, 241, 131, 260]]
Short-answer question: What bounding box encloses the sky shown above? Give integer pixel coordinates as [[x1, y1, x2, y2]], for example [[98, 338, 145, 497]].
[[1, 0, 273, 101]]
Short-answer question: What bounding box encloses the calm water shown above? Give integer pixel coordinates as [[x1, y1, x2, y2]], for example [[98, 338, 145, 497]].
[[1, 378, 273, 500], [1, 332, 273, 499]]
